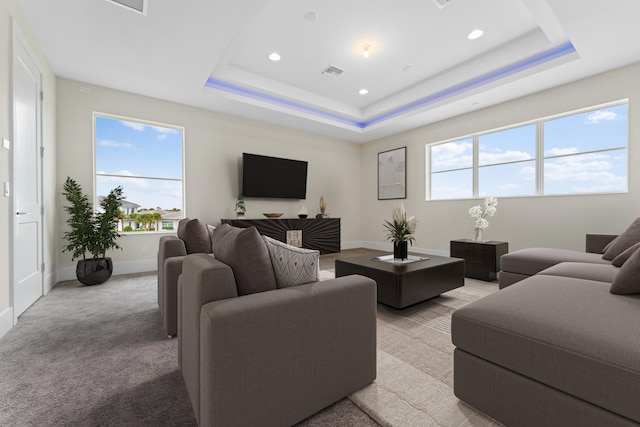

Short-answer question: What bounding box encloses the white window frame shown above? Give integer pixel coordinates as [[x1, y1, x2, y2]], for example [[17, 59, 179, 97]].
[[93, 112, 186, 234], [427, 99, 629, 200]]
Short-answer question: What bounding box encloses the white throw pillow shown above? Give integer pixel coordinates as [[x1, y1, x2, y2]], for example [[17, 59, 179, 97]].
[[207, 224, 216, 253], [262, 235, 320, 288]]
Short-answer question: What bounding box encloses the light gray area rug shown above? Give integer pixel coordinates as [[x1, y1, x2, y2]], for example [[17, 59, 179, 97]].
[[1, 265, 500, 426], [348, 278, 503, 427], [0, 272, 377, 426]]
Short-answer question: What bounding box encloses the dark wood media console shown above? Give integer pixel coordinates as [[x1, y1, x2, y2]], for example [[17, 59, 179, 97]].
[[221, 218, 341, 254]]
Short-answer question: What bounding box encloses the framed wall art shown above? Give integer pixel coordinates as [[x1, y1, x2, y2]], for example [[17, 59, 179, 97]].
[[378, 146, 406, 200]]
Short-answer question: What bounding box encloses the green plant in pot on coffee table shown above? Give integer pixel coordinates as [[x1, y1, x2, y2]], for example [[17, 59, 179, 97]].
[[383, 203, 417, 260], [62, 176, 124, 285]]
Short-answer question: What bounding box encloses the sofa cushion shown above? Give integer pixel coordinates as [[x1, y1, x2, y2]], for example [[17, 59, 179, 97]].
[[262, 236, 319, 288], [610, 245, 640, 295], [178, 218, 212, 254], [452, 275, 640, 423], [177, 217, 190, 237], [538, 262, 619, 284], [611, 241, 640, 267], [212, 224, 277, 295], [602, 217, 640, 261], [500, 247, 610, 277]]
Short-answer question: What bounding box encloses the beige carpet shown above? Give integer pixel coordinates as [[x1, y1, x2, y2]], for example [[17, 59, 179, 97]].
[[345, 275, 503, 427]]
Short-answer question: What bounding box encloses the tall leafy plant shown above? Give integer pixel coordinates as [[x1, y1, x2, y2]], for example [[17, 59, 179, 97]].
[[62, 177, 124, 260]]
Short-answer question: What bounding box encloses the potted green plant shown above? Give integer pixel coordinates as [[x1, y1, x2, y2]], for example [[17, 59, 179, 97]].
[[383, 203, 417, 261], [235, 194, 246, 218], [62, 177, 124, 285]]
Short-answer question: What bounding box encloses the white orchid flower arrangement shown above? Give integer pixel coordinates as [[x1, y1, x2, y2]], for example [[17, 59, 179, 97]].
[[469, 197, 498, 241]]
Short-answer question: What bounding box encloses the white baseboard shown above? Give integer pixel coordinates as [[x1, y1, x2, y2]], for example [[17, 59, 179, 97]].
[[56, 258, 158, 283], [0, 307, 14, 339], [44, 272, 55, 295]]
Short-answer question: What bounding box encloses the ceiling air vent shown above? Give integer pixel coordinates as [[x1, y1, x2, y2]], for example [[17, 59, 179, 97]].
[[322, 65, 344, 78], [106, 0, 147, 15], [433, 0, 455, 9]]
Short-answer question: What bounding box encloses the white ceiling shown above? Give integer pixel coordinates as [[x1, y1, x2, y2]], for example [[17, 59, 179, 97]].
[[15, 0, 640, 143]]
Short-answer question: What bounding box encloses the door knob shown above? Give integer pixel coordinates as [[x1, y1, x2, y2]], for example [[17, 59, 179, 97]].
[[16, 211, 30, 215]]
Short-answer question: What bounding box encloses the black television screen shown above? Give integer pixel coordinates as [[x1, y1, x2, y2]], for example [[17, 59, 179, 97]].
[[242, 153, 308, 199]]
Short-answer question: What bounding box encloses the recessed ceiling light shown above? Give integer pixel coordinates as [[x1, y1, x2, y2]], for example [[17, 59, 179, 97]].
[[467, 29, 484, 40], [304, 11, 318, 22], [362, 44, 370, 58], [268, 52, 281, 62], [359, 89, 369, 95]]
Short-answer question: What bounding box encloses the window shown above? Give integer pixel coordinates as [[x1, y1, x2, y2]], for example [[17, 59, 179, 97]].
[[94, 113, 184, 232], [543, 104, 628, 195], [478, 125, 536, 197], [429, 101, 628, 200], [430, 138, 473, 200]]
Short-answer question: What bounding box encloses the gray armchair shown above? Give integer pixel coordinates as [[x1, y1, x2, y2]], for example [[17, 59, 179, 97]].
[[178, 252, 377, 427], [157, 218, 212, 336]]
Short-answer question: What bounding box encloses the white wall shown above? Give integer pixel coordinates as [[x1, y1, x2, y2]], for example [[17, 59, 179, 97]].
[[361, 63, 640, 255], [56, 78, 362, 278], [0, 0, 57, 337]]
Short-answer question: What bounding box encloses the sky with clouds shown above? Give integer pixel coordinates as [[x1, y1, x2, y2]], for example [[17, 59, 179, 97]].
[[95, 116, 183, 210], [430, 104, 627, 199]]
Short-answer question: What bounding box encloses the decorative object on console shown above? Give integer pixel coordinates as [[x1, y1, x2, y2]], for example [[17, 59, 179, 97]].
[[234, 194, 246, 218], [378, 146, 406, 200], [383, 203, 417, 261], [298, 204, 308, 218], [316, 196, 330, 218], [468, 196, 498, 241], [61, 176, 123, 285], [263, 213, 283, 218]]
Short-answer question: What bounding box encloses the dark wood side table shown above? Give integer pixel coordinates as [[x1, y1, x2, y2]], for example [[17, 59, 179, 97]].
[[450, 239, 508, 282]]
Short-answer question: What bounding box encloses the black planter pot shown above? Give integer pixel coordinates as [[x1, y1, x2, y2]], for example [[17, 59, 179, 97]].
[[76, 258, 113, 285], [393, 240, 408, 260]]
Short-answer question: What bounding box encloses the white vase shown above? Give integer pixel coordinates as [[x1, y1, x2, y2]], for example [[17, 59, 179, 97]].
[[473, 228, 483, 242]]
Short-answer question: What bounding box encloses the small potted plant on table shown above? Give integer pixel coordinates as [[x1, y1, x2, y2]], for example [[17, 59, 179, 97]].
[[383, 203, 417, 261]]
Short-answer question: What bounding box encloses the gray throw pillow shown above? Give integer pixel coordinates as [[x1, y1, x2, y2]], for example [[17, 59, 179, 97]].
[[212, 224, 277, 296], [180, 218, 212, 254], [610, 244, 640, 294], [612, 241, 640, 267], [602, 217, 640, 261], [177, 217, 191, 239], [262, 236, 319, 288]]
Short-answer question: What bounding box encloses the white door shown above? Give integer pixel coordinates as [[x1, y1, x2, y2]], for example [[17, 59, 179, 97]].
[[13, 26, 43, 319]]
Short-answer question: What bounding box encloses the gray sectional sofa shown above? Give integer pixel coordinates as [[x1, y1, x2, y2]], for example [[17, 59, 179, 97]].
[[177, 223, 377, 427], [498, 233, 616, 288], [452, 220, 640, 426]]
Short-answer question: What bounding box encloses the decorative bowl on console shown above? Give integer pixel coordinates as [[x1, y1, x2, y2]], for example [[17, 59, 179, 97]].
[[263, 213, 283, 218], [298, 214, 308, 218]]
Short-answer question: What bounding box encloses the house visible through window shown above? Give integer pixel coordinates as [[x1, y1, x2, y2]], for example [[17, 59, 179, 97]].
[[94, 113, 184, 232], [429, 101, 628, 200]]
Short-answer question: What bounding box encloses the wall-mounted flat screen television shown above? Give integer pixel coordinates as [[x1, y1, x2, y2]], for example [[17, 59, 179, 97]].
[[242, 153, 308, 199]]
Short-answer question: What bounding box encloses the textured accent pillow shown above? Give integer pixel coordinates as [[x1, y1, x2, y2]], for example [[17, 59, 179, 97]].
[[206, 224, 216, 252], [180, 219, 212, 254], [610, 244, 640, 294], [602, 217, 640, 261], [262, 236, 320, 288], [212, 224, 277, 295], [612, 241, 640, 267]]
